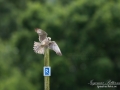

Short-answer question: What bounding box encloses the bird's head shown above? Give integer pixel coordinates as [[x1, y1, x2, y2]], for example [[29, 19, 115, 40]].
[[47, 37, 51, 41]]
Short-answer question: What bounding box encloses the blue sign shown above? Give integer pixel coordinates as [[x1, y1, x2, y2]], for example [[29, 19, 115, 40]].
[[43, 66, 51, 76]]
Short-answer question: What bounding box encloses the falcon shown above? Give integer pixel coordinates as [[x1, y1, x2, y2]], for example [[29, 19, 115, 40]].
[[33, 28, 62, 56]]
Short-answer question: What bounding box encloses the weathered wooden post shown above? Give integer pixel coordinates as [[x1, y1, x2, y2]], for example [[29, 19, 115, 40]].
[[44, 48, 50, 90]]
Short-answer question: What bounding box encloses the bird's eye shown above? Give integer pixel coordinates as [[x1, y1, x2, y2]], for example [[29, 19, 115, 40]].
[[48, 37, 50, 40]]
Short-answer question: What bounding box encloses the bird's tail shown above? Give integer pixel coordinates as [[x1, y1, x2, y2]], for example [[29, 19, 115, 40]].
[[33, 41, 45, 54]]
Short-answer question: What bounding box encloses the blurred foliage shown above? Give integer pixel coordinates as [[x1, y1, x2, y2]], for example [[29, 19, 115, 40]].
[[0, 0, 120, 90]]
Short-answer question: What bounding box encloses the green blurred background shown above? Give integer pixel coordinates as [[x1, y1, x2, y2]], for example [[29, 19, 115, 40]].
[[0, 0, 120, 90]]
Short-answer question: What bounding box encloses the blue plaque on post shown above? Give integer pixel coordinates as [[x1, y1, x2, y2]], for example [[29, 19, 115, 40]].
[[43, 66, 51, 76]]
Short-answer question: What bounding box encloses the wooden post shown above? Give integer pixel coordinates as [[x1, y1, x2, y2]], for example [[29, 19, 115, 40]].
[[44, 48, 50, 90]]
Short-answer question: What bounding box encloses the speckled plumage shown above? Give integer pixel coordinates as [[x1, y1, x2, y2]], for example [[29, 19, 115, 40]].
[[33, 28, 62, 56]]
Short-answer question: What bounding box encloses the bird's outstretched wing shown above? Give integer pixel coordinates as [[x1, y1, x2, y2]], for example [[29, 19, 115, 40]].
[[35, 28, 47, 42], [33, 41, 45, 54], [49, 41, 62, 56]]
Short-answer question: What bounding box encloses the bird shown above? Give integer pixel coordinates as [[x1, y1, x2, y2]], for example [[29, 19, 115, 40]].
[[33, 28, 62, 56]]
